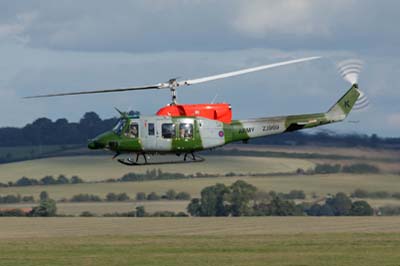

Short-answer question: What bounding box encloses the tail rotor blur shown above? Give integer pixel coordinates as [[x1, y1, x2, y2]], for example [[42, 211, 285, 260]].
[[337, 59, 369, 111]]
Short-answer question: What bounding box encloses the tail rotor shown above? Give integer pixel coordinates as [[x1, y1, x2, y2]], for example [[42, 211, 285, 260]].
[[337, 59, 369, 111]]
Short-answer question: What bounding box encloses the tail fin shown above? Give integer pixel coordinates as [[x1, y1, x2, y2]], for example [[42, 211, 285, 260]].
[[326, 84, 360, 122]]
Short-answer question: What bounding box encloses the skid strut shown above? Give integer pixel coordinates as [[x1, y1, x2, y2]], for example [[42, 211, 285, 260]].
[[117, 153, 204, 166]]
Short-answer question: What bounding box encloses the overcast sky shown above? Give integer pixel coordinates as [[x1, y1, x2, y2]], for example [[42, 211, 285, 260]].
[[0, 0, 399, 136]]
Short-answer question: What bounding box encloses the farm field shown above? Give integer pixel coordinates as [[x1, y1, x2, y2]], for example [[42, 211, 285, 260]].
[[0, 217, 400, 266], [0, 155, 315, 182], [0, 201, 189, 215], [1, 173, 399, 201]]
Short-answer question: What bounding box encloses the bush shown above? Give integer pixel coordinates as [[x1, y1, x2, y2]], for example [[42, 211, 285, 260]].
[[56, 175, 69, 184], [314, 164, 341, 174], [165, 189, 177, 200], [175, 192, 191, 200], [136, 192, 146, 201], [351, 189, 369, 198], [146, 192, 161, 201], [379, 205, 400, 216], [22, 196, 35, 202], [136, 206, 146, 217], [0, 209, 27, 217], [80, 211, 96, 217], [0, 194, 21, 204], [15, 176, 39, 186], [103, 192, 130, 202], [342, 163, 380, 174], [392, 192, 400, 199], [71, 194, 102, 202], [349, 201, 374, 216], [71, 175, 84, 184]]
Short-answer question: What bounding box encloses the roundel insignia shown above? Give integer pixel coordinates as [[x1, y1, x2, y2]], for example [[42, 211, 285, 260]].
[[218, 131, 224, 137]]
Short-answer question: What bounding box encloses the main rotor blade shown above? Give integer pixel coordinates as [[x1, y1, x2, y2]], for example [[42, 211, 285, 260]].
[[181, 56, 321, 86], [24, 56, 321, 99], [23, 84, 163, 98]]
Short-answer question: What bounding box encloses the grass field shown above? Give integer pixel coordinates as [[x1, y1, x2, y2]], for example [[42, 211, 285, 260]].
[[0, 155, 315, 183], [0, 217, 400, 265]]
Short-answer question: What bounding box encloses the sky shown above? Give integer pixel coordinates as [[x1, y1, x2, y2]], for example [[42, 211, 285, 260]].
[[0, 0, 399, 136]]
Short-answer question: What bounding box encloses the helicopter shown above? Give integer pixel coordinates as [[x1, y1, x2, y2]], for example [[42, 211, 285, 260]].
[[25, 56, 363, 165]]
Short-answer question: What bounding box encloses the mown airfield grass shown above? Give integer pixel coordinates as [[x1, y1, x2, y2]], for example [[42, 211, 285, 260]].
[[0, 217, 400, 266]]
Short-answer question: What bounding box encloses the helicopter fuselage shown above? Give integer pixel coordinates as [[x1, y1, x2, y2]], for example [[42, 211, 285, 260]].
[[88, 84, 360, 157]]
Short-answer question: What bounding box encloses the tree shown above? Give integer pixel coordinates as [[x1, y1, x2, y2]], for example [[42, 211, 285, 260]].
[[187, 198, 202, 216], [350, 201, 374, 216], [265, 197, 301, 216], [326, 193, 352, 216], [136, 192, 146, 201], [30, 199, 57, 217], [176, 191, 191, 200], [40, 191, 49, 201], [165, 189, 177, 200], [136, 206, 146, 217], [147, 192, 161, 201], [41, 176, 57, 185], [229, 180, 257, 216], [200, 183, 230, 216], [106, 193, 117, 201], [56, 175, 69, 184], [15, 177, 38, 186], [71, 175, 84, 184], [117, 193, 130, 201]]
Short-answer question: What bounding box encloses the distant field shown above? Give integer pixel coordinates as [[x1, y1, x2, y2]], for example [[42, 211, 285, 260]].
[[0, 218, 400, 265], [0, 155, 315, 183], [1, 173, 399, 201], [0, 145, 80, 162], [0, 201, 189, 215]]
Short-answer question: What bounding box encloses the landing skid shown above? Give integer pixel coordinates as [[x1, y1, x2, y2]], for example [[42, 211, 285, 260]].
[[117, 153, 205, 166]]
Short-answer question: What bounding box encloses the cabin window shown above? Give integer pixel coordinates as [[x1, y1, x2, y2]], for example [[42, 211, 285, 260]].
[[162, 123, 176, 139], [128, 123, 139, 138], [179, 123, 193, 139], [148, 123, 155, 136]]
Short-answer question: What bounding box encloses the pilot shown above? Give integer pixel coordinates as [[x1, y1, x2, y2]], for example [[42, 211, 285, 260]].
[[130, 124, 138, 138], [180, 127, 186, 138]]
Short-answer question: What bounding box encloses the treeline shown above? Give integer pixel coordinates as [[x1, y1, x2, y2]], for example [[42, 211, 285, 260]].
[[0, 111, 398, 149], [0, 163, 383, 188], [186, 180, 375, 217], [250, 131, 400, 149], [0, 194, 34, 204], [351, 189, 400, 200], [0, 191, 56, 217], [0, 175, 84, 187], [311, 163, 380, 174], [67, 190, 191, 203], [0, 112, 117, 147]]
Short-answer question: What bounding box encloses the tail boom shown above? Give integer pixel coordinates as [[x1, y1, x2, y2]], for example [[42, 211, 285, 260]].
[[223, 84, 360, 144]]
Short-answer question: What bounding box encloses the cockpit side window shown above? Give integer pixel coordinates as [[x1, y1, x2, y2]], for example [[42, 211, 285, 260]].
[[179, 123, 193, 139], [128, 122, 139, 138], [112, 119, 126, 135]]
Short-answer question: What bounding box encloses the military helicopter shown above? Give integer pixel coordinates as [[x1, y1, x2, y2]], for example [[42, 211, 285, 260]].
[[25, 56, 363, 165]]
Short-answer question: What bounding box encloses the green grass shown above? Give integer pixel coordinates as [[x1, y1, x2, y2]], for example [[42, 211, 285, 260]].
[[0, 217, 400, 265], [0, 155, 314, 182]]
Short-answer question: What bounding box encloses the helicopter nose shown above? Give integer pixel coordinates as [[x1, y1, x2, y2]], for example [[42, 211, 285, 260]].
[[88, 139, 105, 149]]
